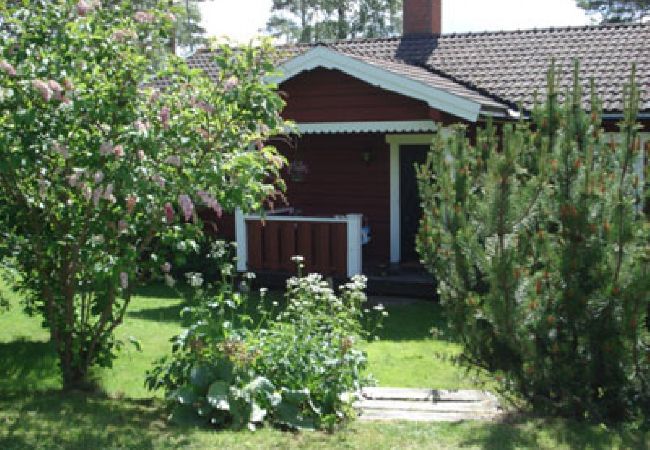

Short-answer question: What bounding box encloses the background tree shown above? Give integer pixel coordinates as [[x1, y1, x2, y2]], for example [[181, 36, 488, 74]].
[[417, 64, 650, 421], [98, 0, 213, 53], [266, 0, 402, 43], [576, 0, 650, 23], [0, 0, 287, 390]]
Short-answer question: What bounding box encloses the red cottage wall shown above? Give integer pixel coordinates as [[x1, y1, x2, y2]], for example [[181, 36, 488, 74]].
[[280, 67, 445, 123], [276, 134, 391, 265]]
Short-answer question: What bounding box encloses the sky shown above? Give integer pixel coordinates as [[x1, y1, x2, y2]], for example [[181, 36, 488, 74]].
[[200, 0, 593, 43]]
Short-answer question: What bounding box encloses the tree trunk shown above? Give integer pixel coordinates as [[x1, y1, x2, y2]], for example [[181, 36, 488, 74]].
[[60, 348, 91, 391], [337, 1, 347, 39]]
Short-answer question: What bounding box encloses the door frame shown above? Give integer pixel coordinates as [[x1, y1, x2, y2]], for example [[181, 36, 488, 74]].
[[386, 134, 435, 264]]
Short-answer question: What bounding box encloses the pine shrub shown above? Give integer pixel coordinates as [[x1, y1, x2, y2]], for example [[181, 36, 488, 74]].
[[417, 63, 650, 422]]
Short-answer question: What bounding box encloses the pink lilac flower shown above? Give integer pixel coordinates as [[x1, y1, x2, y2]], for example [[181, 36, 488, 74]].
[[48, 80, 63, 93], [159, 106, 170, 129], [0, 60, 16, 77], [162, 262, 172, 273], [149, 89, 160, 103], [134, 120, 149, 134], [224, 76, 239, 92], [67, 173, 79, 188], [103, 183, 114, 201], [120, 272, 129, 289], [82, 185, 92, 201], [112, 29, 136, 42], [197, 190, 223, 217], [152, 174, 166, 188], [134, 11, 155, 23], [178, 194, 194, 221], [92, 187, 103, 206], [113, 145, 124, 158], [76, 0, 92, 16], [164, 155, 181, 167], [100, 142, 113, 156], [194, 100, 215, 113], [94, 171, 104, 183], [32, 80, 52, 101], [126, 195, 137, 213], [164, 202, 174, 223]]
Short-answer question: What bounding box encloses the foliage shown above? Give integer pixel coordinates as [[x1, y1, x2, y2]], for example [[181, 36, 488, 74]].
[[0, 0, 287, 389], [3, 392, 649, 450], [146, 254, 381, 431], [99, 0, 214, 53], [256, 261, 384, 429], [266, 0, 402, 43], [576, 0, 650, 23], [417, 62, 650, 422]]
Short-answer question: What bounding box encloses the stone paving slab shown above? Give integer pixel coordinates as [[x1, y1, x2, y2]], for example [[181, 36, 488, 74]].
[[355, 387, 502, 422]]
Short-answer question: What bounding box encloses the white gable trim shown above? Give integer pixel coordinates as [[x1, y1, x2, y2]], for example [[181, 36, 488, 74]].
[[296, 120, 438, 134], [272, 47, 482, 123]]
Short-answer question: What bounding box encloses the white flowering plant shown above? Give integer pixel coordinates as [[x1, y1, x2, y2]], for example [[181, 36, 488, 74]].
[[147, 255, 385, 431], [0, 1, 287, 390]]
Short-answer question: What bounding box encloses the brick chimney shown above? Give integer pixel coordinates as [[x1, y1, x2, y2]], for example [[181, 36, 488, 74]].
[[403, 0, 442, 36]]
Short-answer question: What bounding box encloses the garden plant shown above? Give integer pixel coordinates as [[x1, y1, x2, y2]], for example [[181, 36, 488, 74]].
[[146, 251, 383, 431], [417, 63, 650, 422], [0, 0, 287, 390]]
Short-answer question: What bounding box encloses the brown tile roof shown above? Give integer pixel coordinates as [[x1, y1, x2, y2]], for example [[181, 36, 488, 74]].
[[189, 22, 650, 115]]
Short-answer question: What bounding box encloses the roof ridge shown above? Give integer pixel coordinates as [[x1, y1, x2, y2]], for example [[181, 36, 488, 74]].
[[192, 21, 648, 54], [439, 20, 648, 39], [284, 20, 649, 46]]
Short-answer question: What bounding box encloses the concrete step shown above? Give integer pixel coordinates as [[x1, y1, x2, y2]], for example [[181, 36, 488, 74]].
[[361, 387, 496, 402], [358, 409, 501, 422], [356, 399, 498, 413], [355, 387, 503, 422]]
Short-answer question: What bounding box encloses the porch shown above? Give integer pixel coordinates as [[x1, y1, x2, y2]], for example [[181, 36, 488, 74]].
[[234, 205, 436, 298]]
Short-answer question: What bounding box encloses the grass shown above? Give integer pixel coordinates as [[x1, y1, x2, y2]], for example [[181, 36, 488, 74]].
[[1, 283, 648, 449]]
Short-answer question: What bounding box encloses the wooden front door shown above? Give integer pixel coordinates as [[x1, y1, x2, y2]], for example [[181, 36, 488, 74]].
[[400, 145, 428, 263]]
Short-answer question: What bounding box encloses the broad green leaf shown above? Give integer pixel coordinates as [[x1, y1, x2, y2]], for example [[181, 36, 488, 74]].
[[190, 364, 215, 391], [207, 381, 229, 410], [173, 386, 198, 405]]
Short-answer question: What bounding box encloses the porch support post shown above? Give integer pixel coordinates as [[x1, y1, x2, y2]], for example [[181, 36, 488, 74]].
[[346, 214, 363, 277], [235, 208, 248, 272], [388, 141, 401, 264]]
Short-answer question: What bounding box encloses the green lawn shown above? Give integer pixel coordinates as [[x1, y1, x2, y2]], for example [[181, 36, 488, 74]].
[[0, 284, 647, 449]]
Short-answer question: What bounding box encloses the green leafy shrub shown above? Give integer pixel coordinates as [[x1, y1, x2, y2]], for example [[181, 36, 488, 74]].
[[147, 255, 382, 430], [0, 1, 287, 389], [417, 63, 650, 422], [256, 264, 380, 430]]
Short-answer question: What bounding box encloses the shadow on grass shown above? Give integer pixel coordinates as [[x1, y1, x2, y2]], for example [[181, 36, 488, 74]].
[[0, 339, 60, 394], [132, 283, 184, 300], [0, 391, 193, 450], [454, 415, 649, 450], [128, 283, 453, 343], [127, 303, 186, 323]]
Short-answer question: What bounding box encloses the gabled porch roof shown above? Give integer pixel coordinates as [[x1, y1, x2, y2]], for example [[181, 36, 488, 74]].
[[270, 46, 512, 122]]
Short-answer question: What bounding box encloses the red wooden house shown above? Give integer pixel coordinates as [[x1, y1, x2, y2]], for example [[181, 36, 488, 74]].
[[188, 0, 650, 284]]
